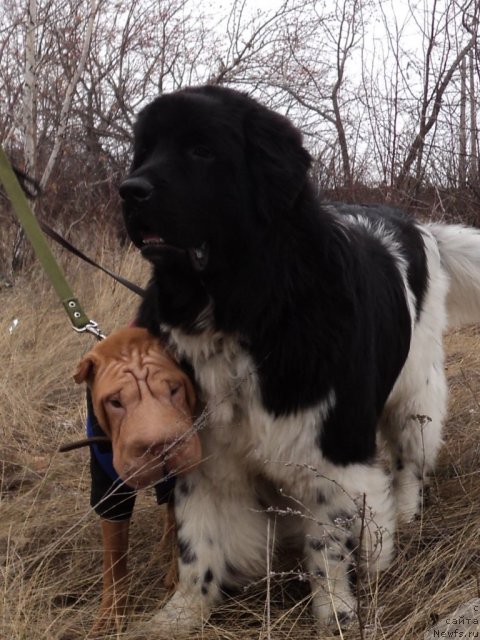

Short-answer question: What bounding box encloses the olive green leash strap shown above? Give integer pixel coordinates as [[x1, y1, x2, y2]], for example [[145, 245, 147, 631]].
[[0, 145, 105, 339]]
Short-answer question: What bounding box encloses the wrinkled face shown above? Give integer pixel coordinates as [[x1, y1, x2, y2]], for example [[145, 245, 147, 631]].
[[75, 328, 201, 489], [119, 86, 312, 276]]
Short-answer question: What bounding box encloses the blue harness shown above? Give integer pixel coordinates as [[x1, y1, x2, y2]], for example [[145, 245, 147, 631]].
[[86, 409, 118, 481]]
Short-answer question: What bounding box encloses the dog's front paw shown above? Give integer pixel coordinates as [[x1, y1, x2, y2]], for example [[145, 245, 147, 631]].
[[311, 589, 357, 634], [132, 590, 210, 638]]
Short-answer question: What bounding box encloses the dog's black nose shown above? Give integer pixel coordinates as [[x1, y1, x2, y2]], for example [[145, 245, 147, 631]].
[[119, 177, 153, 202]]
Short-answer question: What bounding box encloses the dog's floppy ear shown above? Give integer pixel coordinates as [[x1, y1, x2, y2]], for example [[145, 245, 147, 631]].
[[73, 353, 110, 434], [73, 354, 96, 384], [244, 104, 312, 219]]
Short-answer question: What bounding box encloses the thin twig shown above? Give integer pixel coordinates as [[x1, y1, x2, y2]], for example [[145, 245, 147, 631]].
[[356, 492, 366, 640]]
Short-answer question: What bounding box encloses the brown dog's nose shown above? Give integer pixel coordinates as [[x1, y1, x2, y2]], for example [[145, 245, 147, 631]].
[[119, 176, 153, 202], [131, 438, 172, 461]]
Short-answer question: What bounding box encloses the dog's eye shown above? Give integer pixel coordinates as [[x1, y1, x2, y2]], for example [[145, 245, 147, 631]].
[[190, 145, 214, 160], [167, 380, 184, 399], [170, 383, 181, 396], [107, 397, 123, 410]]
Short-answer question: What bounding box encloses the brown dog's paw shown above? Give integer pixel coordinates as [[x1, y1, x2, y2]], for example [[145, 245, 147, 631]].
[[88, 613, 127, 639]]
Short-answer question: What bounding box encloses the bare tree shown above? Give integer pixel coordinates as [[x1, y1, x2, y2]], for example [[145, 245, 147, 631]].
[[39, 0, 99, 189], [395, 0, 479, 191], [459, 55, 468, 186], [24, 0, 37, 178], [468, 30, 479, 184], [2, 0, 480, 274]]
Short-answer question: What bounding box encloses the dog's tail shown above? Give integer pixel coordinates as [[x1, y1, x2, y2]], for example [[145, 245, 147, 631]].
[[429, 223, 480, 327]]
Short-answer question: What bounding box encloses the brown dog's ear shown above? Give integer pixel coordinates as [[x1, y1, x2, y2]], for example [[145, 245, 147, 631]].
[[73, 355, 95, 384]]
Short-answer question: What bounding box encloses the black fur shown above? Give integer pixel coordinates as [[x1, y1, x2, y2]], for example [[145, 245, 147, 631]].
[[177, 479, 191, 497], [309, 538, 326, 552], [126, 85, 428, 467], [178, 538, 197, 565]]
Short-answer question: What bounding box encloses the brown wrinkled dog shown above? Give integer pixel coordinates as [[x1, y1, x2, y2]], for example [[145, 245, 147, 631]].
[[73, 327, 201, 638]]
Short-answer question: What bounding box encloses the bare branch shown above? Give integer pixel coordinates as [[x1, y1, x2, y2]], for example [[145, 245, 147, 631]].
[[39, 0, 99, 189]]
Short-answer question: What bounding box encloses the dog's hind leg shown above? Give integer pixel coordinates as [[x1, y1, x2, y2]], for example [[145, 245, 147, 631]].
[[381, 325, 447, 523], [381, 371, 446, 522], [133, 465, 270, 637], [379, 227, 449, 523]]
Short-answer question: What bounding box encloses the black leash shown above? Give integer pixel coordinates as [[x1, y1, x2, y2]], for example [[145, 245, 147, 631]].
[[39, 220, 146, 298], [3, 161, 145, 300]]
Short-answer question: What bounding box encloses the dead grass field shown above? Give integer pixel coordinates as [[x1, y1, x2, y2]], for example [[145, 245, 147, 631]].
[[1, 243, 480, 640]]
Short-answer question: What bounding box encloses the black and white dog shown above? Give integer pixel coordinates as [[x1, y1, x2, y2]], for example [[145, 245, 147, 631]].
[[119, 85, 480, 634]]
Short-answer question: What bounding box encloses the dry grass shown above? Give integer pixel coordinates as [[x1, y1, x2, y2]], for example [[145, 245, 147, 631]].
[[1, 243, 480, 640]]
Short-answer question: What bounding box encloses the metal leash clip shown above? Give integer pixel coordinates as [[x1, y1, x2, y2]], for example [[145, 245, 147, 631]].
[[74, 320, 106, 341]]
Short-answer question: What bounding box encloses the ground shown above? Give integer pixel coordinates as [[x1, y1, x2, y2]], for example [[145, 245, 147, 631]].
[[1, 246, 479, 639]]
